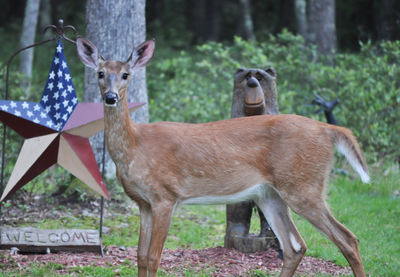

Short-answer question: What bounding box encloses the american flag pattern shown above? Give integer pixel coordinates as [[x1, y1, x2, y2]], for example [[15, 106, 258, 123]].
[[0, 40, 78, 132]]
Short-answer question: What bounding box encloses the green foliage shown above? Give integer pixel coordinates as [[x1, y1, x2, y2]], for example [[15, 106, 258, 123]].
[[147, 49, 232, 123], [148, 31, 400, 162]]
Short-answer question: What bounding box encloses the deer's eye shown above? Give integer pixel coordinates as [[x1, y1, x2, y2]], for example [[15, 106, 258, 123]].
[[98, 72, 105, 79], [122, 73, 129, 80]]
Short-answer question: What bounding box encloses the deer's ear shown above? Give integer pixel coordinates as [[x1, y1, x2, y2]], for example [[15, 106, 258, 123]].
[[76, 38, 100, 69], [127, 39, 155, 69]]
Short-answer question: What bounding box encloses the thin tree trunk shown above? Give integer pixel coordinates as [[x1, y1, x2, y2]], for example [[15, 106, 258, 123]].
[[294, 0, 308, 39], [39, 0, 51, 38], [376, 0, 395, 41], [84, 0, 148, 176], [237, 0, 255, 40], [19, 0, 40, 94], [205, 0, 222, 41], [186, 0, 206, 43], [275, 0, 296, 33], [148, 0, 164, 25], [308, 0, 337, 55]]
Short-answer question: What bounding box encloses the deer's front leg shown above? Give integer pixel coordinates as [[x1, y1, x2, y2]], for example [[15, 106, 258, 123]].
[[138, 203, 152, 277], [147, 200, 175, 277]]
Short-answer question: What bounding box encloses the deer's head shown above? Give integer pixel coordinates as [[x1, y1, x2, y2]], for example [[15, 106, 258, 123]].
[[76, 38, 155, 107]]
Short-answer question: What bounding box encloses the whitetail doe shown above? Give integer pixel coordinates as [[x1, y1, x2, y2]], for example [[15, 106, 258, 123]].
[[77, 38, 369, 277]]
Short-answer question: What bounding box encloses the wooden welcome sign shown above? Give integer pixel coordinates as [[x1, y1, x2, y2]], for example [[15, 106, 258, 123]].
[[0, 227, 101, 253]]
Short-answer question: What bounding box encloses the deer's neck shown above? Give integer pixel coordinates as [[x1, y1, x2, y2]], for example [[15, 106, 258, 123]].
[[103, 97, 137, 165]]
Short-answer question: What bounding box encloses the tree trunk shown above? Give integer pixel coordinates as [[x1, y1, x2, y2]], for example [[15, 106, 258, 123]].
[[19, 0, 40, 94], [148, 0, 164, 25], [275, 0, 296, 34], [294, 0, 308, 39], [186, 0, 206, 43], [376, 0, 395, 41], [39, 0, 51, 37], [308, 0, 337, 55], [236, 0, 255, 40], [205, 0, 222, 41], [84, 0, 148, 176]]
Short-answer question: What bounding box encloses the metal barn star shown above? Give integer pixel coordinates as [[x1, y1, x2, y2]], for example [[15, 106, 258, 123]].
[[0, 41, 143, 201]]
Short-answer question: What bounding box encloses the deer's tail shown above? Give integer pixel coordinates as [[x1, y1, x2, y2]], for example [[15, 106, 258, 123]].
[[328, 125, 370, 183]]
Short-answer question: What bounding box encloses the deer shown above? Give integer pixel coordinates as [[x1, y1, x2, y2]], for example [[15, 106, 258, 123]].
[[76, 37, 369, 277]]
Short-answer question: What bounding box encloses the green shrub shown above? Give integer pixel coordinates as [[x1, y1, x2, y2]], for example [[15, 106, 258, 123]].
[[147, 31, 400, 162]]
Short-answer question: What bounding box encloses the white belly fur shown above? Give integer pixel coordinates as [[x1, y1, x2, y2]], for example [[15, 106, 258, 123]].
[[181, 184, 266, 205]]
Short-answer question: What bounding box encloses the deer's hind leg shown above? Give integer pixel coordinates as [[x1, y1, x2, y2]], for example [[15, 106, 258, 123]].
[[286, 192, 365, 277], [255, 186, 307, 277]]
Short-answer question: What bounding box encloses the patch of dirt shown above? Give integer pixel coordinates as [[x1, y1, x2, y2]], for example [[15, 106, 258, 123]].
[[0, 194, 119, 225], [0, 246, 351, 276]]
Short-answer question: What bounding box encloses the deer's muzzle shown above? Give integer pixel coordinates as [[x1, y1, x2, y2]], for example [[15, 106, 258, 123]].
[[104, 92, 119, 106]]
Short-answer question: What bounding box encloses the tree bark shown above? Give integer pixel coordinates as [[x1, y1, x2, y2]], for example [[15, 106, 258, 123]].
[[376, 0, 395, 41], [308, 0, 337, 55], [39, 0, 51, 35], [236, 0, 255, 40], [148, 0, 164, 25], [19, 0, 40, 94], [84, 0, 148, 175], [186, 0, 206, 43], [294, 0, 308, 39], [205, 0, 222, 41], [275, 0, 296, 34]]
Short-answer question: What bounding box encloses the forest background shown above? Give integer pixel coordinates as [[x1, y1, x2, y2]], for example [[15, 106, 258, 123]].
[[1, 0, 399, 167], [0, 1, 399, 276]]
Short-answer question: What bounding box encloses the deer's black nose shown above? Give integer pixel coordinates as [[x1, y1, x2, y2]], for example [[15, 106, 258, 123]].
[[104, 92, 118, 106], [247, 77, 259, 88]]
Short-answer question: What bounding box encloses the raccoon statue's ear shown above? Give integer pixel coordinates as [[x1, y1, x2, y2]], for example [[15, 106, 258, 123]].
[[265, 67, 276, 78], [235, 67, 246, 75]]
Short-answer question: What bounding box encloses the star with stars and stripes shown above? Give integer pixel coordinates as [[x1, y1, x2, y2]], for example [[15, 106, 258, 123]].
[[0, 40, 144, 201]]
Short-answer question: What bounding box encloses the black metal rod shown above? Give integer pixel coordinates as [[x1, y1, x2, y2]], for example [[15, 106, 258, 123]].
[[99, 195, 105, 257], [0, 125, 6, 223], [99, 132, 107, 257]]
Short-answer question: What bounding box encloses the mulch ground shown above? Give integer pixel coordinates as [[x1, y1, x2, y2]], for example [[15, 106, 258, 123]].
[[0, 245, 351, 276]]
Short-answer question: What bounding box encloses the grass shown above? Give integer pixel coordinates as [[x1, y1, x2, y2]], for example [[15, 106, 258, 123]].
[[1, 163, 399, 276]]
